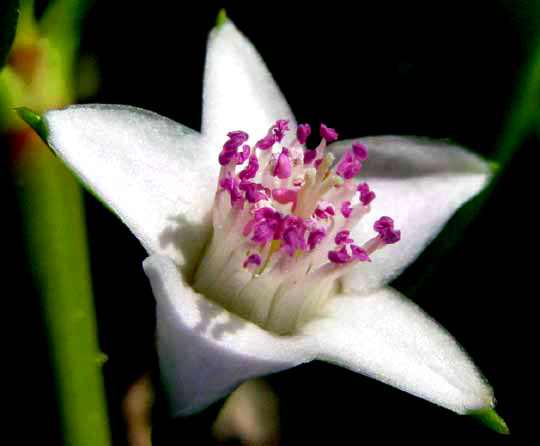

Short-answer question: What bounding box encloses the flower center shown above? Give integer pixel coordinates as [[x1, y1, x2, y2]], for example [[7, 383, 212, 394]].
[[193, 120, 400, 335]]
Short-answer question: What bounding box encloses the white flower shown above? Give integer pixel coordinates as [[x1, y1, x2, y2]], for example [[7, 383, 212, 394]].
[[32, 17, 502, 425]]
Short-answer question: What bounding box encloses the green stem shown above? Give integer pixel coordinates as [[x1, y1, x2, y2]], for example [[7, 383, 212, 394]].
[[10, 132, 111, 446]]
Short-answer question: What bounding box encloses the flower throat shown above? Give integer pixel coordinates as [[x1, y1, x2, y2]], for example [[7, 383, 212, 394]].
[[193, 120, 400, 335]]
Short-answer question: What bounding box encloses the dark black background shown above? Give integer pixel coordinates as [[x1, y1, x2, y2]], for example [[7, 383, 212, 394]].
[[6, 1, 536, 444]]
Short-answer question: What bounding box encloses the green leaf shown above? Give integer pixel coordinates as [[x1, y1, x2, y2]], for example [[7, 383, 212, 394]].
[[0, 0, 20, 70], [470, 408, 510, 435]]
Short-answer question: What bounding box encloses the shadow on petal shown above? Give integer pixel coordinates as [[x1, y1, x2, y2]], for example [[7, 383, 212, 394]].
[[192, 292, 246, 341], [330, 136, 488, 179], [158, 212, 212, 279]]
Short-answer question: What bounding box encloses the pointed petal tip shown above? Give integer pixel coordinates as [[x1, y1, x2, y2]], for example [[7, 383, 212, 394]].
[[16, 106, 49, 142], [470, 408, 510, 435], [215, 9, 229, 29]]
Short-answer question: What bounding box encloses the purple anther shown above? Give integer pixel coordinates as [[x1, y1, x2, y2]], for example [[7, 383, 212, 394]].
[[336, 151, 362, 179], [219, 130, 249, 166], [236, 144, 251, 164], [314, 207, 328, 219], [273, 148, 292, 179], [277, 215, 305, 239], [297, 124, 311, 144], [243, 254, 262, 269], [314, 205, 335, 220], [335, 230, 353, 245], [358, 182, 375, 206], [255, 134, 276, 150], [282, 227, 307, 256], [374, 216, 393, 232], [273, 119, 290, 142], [219, 176, 243, 205], [239, 154, 259, 181], [352, 142, 368, 161], [328, 246, 351, 264], [314, 158, 323, 169], [218, 149, 236, 166], [239, 181, 267, 203], [320, 123, 339, 142], [350, 244, 371, 262], [226, 130, 249, 146], [374, 216, 401, 244], [341, 201, 353, 218], [254, 207, 280, 221], [252, 219, 279, 244], [272, 188, 297, 204], [304, 149, 317, 164], [308, 228, 326, 250]]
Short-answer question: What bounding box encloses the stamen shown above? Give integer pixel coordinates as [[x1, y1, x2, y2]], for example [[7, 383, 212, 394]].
[[255, 134, 275, 150], [358, 182, 375, 205], [282, 226, 307, 256], [273, 119, 290, 142], [219, 176, 243, 205], [335, 230, 353, 245], [350, 244, 371, 262], [243, 254, 262, 269], [320, 123, 339, 142], [219, 131, 249, 166], [239, 154, 259, 180], [352, 142, 368, 161], [328, 246, 351, 264], [239, 181, 267, 203], [297, 124, 311, 144], [273, 147, 292, 179], [341, 201, 353, 218], [316, 153, 335, 183], [374, 216, 401, 244], [307, 228, 326, 250], [194, 120, 401, 335], [236, 144, 251, 164], [336, 150, 362, 179], [314, 204, 335, 220], [304, 149, 317, 165], [272, 188, 297, 205]]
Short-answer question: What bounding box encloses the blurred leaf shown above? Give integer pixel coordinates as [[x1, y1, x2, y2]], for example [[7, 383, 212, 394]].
[[0, 0, 20, 70], [40, 0, 95, 68]]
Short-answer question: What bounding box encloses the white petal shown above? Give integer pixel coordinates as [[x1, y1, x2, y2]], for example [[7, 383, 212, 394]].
[[143, 255, 316, 417], [202, 19, 296, 147], [328, 136, 491, 292], [301, 287, 494, 414], [44, 104, 217, 273]]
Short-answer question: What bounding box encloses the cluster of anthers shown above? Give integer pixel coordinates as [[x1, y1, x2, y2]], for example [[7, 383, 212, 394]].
[[193, 120, 400, 335]]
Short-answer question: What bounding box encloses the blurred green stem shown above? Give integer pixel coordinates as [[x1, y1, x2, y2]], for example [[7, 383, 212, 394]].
[[9, 130, 111, 446], [494, 37, 540, 164], [3, 1, 110, 444]]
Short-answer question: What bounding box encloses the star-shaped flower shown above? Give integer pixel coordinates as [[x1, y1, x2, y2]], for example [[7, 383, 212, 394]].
[[21, 16, 506, 432]]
